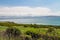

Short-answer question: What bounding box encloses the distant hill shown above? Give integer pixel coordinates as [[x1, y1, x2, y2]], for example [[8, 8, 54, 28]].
[[0, 16, 60, 19]]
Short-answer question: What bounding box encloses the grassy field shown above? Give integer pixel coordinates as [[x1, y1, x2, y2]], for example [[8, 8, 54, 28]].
[[0, 26, 60, 35], [0, 26, 48, 34], [0, 22, 60, 40], [0, 26, 60, 34]]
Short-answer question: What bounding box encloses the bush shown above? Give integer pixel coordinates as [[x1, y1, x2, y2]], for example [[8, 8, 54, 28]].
[[24, 25, 28, 27], [25, 35, 32, 40], [26, 31, 33, 35], [26, 31, 40, 39], [47, 27, 56, 33], [5, 27, 21, 38]]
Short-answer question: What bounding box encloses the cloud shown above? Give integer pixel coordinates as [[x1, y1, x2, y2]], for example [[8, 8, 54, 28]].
[[0, 6, 59, 16]]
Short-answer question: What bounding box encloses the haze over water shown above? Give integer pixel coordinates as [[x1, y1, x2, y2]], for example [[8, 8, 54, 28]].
[[0, 16, 60, 25]]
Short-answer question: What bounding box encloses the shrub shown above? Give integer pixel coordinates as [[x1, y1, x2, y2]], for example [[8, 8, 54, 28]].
[[26, 31, 33, 35], [26, 31, 40, 39], [47, 27, 56, 33], [24, 25, 28, 27], [5, 27, 21, 40], [25, 35, 32, 40]]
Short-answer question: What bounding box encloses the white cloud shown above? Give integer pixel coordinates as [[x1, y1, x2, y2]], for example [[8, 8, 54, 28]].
[[0, 6, 59, 16]]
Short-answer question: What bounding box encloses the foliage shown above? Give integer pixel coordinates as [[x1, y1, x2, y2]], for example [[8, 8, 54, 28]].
[[26, 31, 40, 40], [0, 22, 60, 40], [5, 27, 21, 40], [5, 27, 21, 37], [47, 27, 56, 33]]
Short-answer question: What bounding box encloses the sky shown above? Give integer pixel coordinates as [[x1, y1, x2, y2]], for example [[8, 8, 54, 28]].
[[0, 0, 60, 16]]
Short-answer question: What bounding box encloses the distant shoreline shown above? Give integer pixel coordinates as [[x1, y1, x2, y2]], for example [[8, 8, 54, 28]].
[[0, 21, 60, 26]]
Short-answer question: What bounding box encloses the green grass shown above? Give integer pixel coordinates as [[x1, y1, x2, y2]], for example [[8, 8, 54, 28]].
[[0, 26, 8, 31], [0, 26, 60, 40], [15, 26, 46, 34], [0, 26, 60, 36], [0, 22, 60, 40], [0, 26, 60, 33]]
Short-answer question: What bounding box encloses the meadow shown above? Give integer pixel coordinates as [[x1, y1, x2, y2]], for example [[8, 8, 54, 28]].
[[0, 22, 60, 40]]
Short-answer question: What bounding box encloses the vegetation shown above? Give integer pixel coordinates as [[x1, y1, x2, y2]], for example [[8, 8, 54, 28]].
[[0, 22, 60, 40], [5, 27, 21, 40]]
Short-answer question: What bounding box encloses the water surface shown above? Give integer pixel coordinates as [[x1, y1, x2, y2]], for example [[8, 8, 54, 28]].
[[0, 16, 60, 25]]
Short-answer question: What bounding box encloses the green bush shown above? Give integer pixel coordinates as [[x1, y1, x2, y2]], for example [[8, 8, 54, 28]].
[[5, 27, 21, 40], [26, 31, 40, 39], [6, 27, 21, 37], [25, 35, 32, 40], [47, 27, 56, 33]]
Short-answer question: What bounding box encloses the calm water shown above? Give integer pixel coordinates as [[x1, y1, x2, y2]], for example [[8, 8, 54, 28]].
[[0, 16, 60, 25]]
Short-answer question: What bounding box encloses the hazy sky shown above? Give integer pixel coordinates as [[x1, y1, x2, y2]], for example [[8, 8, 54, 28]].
[[0, 0, 60, 16]]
